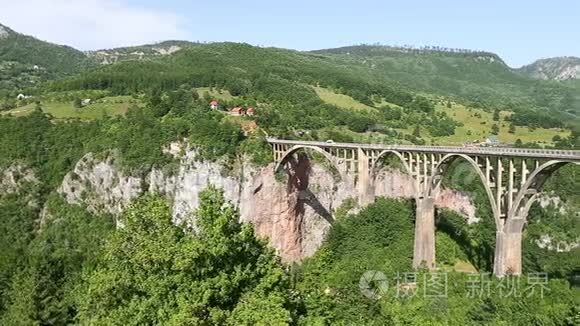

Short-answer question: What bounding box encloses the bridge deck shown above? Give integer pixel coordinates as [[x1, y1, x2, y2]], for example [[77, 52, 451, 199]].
[[267, 138, 580, 160]]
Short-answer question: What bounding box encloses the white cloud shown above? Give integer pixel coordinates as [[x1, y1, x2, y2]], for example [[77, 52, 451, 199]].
[[0, 0, 190, 50]]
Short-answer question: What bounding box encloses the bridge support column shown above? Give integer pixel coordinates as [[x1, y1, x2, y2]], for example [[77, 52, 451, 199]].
[[413, 197, 436, 270], [357, 148, 374, 206], [493, 218, 525, 276]]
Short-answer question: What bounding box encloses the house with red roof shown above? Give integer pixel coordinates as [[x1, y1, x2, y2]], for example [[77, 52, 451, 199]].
[[230, 107, 244, 116], [209, 100, 219, 110], [246, 107, 255, 116]]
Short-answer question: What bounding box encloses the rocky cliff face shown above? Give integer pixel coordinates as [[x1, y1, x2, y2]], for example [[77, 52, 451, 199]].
[[0, 164, 37, 195], [86, 41, 193, 65], [0, 163, 39, 208], [518, 57, 580, 80], [55, 145, 477, 262], [0, 24, 11, 40]]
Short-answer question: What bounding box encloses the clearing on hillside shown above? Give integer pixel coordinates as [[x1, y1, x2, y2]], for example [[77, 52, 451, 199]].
[[434, 102, 569, 145], [312, 86, 376, 111], [195, 87, 236, 102], [2, 96, 137, 119]]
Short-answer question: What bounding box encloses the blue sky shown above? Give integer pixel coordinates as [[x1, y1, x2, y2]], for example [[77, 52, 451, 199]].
[[1, 0, 578, 67]]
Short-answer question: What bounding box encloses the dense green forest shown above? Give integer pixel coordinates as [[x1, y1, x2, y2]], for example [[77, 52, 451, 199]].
[[313, 45, 580, 117], [0, 99, 578, 325], [1, 184, 578, 324], [0, 23, 579, 325], [40, 42, 578, 130]]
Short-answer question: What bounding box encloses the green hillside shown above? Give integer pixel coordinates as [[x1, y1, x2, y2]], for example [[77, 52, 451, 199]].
[[0, 23, 93, 90], [312, 45, 580, 121], [0, 25, 577, 146], [312, 86, 376, 111], [41, 42, 577, 146], [1, 22, 577, 127], [1, 95, 136, 119]]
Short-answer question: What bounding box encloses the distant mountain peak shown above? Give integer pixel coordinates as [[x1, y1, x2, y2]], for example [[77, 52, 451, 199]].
[[0, 22, 92, 90], [0, 23, 14, 39], [518, 56, 580, 80]]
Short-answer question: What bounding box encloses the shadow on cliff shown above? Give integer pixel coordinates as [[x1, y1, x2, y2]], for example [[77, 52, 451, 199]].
[[285, 153, 335, 225]]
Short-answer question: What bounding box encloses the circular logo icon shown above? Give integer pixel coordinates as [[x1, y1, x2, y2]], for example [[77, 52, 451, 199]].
[[359, 270, 389, 300]]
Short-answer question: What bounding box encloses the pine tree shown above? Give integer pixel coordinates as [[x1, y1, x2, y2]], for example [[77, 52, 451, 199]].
[[493, 109, 500, 121], [412, 125, 421, 137], [73, 98, 82, 108]]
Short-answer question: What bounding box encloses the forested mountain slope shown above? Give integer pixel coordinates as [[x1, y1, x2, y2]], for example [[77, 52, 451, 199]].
[[43, 42, 578, 141], [0, 23, 93, 90], [313, 45, 580, 118], [1, 21, 578, 125]]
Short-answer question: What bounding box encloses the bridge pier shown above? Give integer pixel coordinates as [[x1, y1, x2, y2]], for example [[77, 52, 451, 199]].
[[493, 218, 525, 276], [413, 196, 436, 269], [357, 148, 375, 206]]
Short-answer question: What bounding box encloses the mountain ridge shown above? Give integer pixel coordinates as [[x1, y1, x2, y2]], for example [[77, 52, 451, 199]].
[[0, 23, 15, 39], [2, 22, 577, 75], [0, 22, 93, 90], [1, 22, 579, 122], [86, 40, 198, 65], [517, 56, 580, 80]]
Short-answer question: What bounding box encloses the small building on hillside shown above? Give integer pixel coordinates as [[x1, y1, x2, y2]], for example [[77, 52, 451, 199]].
[[484, 136, 500, 147], [209, 100, 219, 110], [16, 94, 32, 100], [82, 99, 92, 106], [246, 107, 255, 116], [230, 107, 244, 116]]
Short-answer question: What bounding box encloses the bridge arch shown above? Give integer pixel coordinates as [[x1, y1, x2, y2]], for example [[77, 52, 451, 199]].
[[274, 145, 345, 181], [371, 150, 413, 176], [508, 160, 579, 228], [370, 150, 417, 194], [428, 153, 501, 230]]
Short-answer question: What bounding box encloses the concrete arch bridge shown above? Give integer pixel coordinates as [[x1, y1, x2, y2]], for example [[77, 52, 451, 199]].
[[268, 138, 580, 276]]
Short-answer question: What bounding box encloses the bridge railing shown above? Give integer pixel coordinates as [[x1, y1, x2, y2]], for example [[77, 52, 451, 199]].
[[266, 138, 580, 159]]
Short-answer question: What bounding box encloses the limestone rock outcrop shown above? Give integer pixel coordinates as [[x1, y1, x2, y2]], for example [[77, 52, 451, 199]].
[[56, 147, 478, 262]]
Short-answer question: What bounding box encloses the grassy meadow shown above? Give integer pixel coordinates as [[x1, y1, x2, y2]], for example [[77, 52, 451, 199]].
[[434, 101, 569, 145], [313, 86, 568, 145], [312, 86, 376, 111], [195, 87, 236, 102], [2, 96, 137, 119]]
